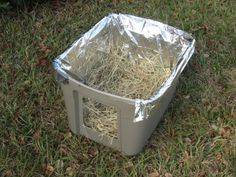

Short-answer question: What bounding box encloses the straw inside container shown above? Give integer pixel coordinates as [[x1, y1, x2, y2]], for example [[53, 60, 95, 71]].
[[82, 46, 171, 138], [83, 98, 118, 138]]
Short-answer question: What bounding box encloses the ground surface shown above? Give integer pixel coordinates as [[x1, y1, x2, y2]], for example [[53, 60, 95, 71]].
[[0, 0, 236, 176]]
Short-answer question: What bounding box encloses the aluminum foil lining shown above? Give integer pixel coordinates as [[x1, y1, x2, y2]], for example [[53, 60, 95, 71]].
[[53, 13, 195, 122]]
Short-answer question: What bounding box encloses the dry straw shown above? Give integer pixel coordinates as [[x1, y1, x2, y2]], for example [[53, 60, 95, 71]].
[[82, 47, 171, 138]]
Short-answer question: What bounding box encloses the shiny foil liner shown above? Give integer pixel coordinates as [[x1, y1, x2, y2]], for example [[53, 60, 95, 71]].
[[53, 13, 195, 122]]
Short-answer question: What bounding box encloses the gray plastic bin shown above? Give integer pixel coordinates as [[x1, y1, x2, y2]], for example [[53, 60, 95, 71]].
[[53, 13, 195, 155]]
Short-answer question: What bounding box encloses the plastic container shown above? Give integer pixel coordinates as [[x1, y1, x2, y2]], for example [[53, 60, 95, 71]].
[[53, 14, 195, 155]]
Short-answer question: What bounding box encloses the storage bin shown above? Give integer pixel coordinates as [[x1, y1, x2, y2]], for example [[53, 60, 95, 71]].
[[53, 13, 195, 155]]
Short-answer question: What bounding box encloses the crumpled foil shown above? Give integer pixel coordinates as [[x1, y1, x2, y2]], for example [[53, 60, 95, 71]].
[[53, 13, 195, 122]]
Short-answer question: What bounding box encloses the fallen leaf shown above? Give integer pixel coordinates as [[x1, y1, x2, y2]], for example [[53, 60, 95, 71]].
[[198, 172, 206, 177], [70, 160, 80, 169], [38, 42, 49, 52], [66, 167, 73, 176], [184, 137, 192, 144], [160, 148, 168, 158], [201, 98, 209, 105], [165, 172, 173, 177], [58, 144, 69, 155], [191, 9, 196, 14], [211, 124, 218, 131], [203, 53, 209, 58], [184, 95, 190, 99], [124, 161, 134, 169], [82, 153, 89, 160], [38, 42, 51, 58], [23, 80, 31, 85], [42, 163, 54, 174], [183, 150, 191, 161], [216, 153, 222, 160], [88, 148, 98, 158], [65, 132, 72, 139], [219, 127, 231, 138], [35, 21, 42, 29], [191, 24, 208, 32], [190, 107, 197, 114], [1, 170, 13, 177], [33, 129, 41, 140], [18, 136, 25, 145], [44, 48, 51, 57], [38, 57, 49, 67], [112, 0, 120, 5], [148, 171, 160, 177]]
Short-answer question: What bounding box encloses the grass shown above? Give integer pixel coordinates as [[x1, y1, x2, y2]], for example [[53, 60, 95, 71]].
[[0, 0, 235, 176]]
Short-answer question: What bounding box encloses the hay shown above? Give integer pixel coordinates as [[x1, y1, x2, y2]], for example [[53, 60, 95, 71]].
[[82, 47, 171, 138], [83, 98, 118, 138]]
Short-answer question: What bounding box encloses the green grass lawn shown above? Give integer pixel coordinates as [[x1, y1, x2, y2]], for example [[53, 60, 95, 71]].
[[0, 0, 236, 176]]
